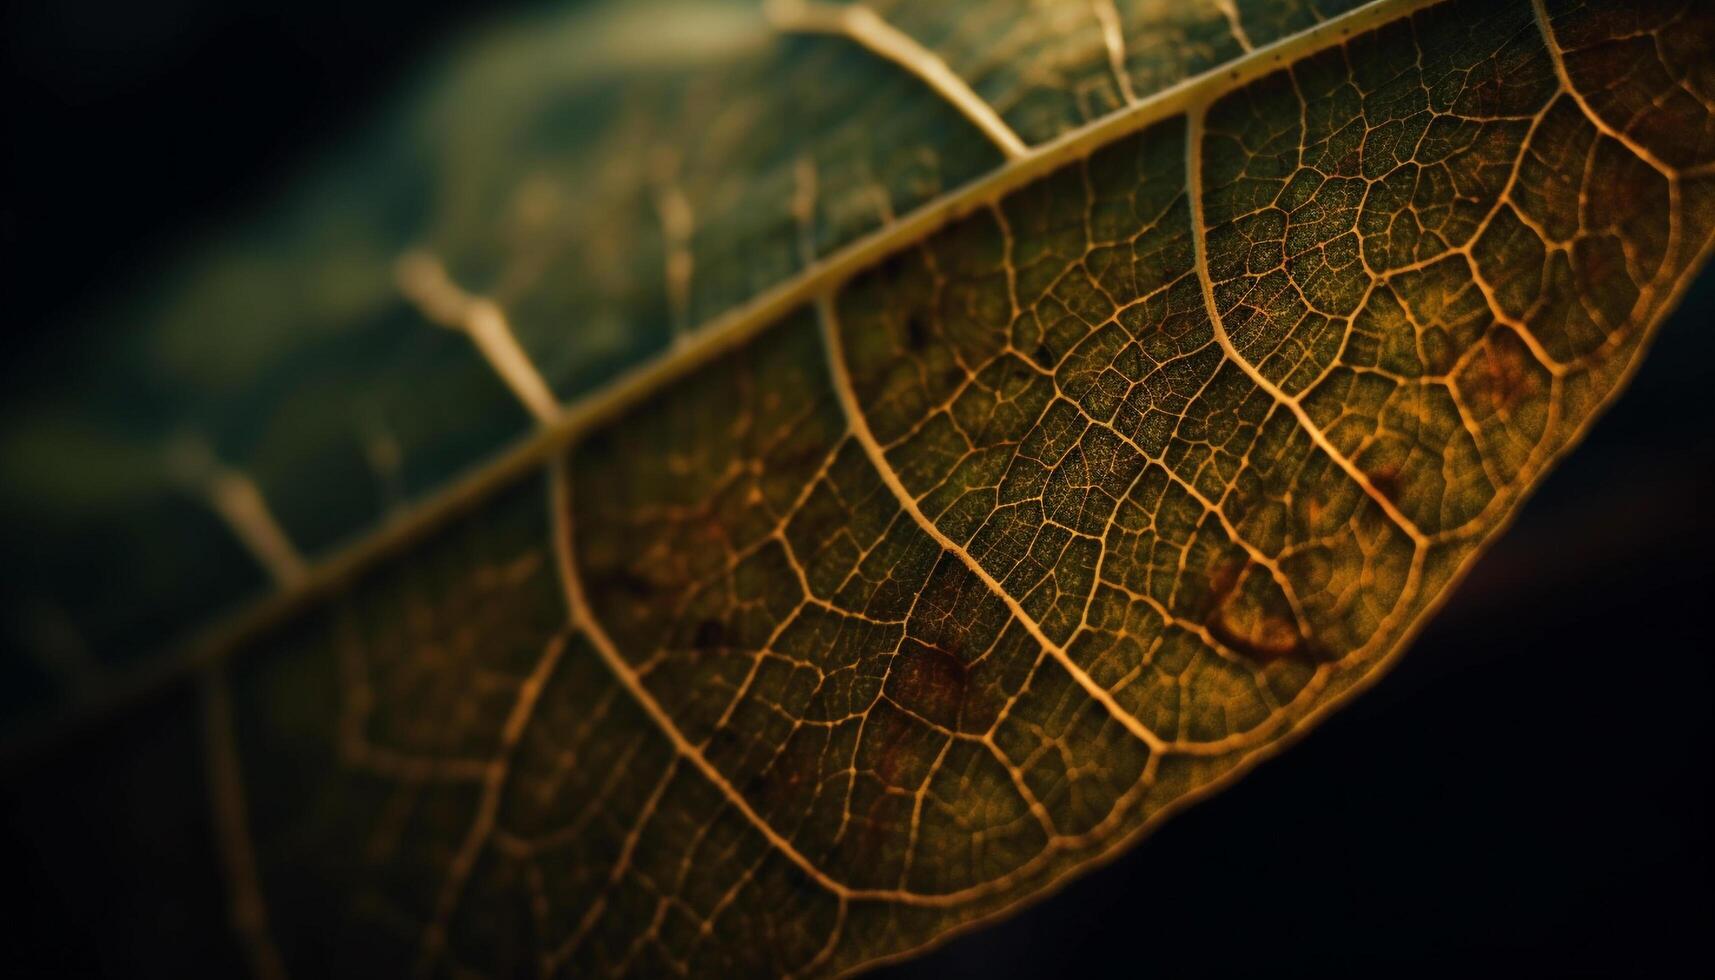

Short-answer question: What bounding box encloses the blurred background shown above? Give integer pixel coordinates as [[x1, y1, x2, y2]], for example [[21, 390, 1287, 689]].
[[3, 0, 1710, 975]]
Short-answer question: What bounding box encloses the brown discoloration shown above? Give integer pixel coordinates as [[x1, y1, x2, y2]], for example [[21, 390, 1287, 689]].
[[1202, 559, 1313, 665], [691, 618, 729, 651], [873, 720, 916, 790], [1472, 330, 1543, 417], [607, 567, 657, 598], [843, 703, 927, 881], [1207, 605, 1306, 664], [1364, 460, 1403, 503], [1301, 485, 1335, 529], [29, 2, 1705, 975], [885, 640, 969, 731], [747, 734, 817, 812], [1572, 235, 1624, 292], [904, 313, 932, 351], [1203, 558, 1246, 611]]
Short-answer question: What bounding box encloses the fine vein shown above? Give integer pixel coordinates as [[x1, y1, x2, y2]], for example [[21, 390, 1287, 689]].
[[202, 669, 290, 980], [16, 0, 1452, 749], [816, 294, 1170, 756], [766, 0, 1029, 159], [1184, 103, 1429, 546], [396, 250, 563, 425]]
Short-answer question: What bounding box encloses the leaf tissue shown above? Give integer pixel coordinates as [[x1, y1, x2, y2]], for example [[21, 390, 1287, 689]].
[[2, 0, 1712, 976]]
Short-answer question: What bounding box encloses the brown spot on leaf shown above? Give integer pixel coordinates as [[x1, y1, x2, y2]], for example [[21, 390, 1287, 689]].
[[609, 567, 658, 598], [1305, 489, 1329, 527], [1203, 559, 1314, 664], [748, 737, 817, 812], [1208, 605, 1305, 664], [692, 618, 727, 650], [905, 313, 930, 351], [885, 640, 968, 731], [1365, 461, 1403, 502], [1474, 332, 1539, 416]]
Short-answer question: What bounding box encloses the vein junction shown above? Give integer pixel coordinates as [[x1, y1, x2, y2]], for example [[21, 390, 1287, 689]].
[[766, 0, 1029, 160], [166, 0, 1715, 976], [397, 250, 563, 426]]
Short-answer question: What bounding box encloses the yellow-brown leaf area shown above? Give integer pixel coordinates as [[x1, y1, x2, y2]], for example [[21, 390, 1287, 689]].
[[203, 0, 1715, 976]]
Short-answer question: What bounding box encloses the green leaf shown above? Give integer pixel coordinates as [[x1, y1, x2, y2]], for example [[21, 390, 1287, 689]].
[[4, 0, 1713, 975]]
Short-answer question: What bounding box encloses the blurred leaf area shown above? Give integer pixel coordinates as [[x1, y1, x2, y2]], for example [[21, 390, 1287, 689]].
[[2, 1, 1709, 976]]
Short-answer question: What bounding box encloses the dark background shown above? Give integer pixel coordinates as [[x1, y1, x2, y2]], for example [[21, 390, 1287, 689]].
[[4, 1, 1711, 976]]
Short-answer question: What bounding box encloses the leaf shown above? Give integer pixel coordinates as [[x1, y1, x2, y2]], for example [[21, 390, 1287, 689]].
[[3, 0, 1713, 975]]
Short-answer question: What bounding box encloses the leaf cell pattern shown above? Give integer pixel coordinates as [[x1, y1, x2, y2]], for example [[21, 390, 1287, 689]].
[[6, 0, 1715, 977], [0, 0, 1385, 696]]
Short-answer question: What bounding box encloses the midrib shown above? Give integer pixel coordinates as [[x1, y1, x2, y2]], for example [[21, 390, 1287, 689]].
[[17, 0, 1451, 750]]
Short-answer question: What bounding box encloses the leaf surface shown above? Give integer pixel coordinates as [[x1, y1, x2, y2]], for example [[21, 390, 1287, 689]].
[[3, 0, 1714, 975]]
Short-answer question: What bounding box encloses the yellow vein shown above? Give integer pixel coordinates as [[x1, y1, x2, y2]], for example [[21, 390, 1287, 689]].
[[765, 0, 1029, 159], [10, 0, 1451, 753], [505, 0, 1446, 458], [1214, 0, 1255, 52], [1088, 0, 1138, 104], [396, 250, 563, 425], [1184, 104, 1429, 546], [168, 436, 307, 588], [202, 668, 290, 980], [817, 295, 1170, 756], [173, 435, 297, 978], [416, 631, 569, 977], [163, 435, 301, 980], [548, 462, 860, 895], [552, 458, 1044, 907], [1529, 0, 1676, 178]]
